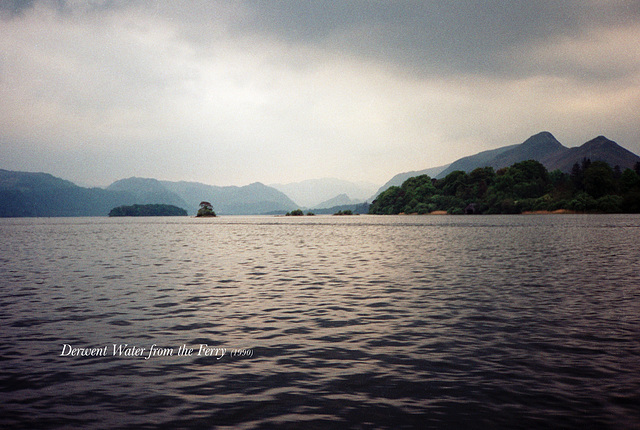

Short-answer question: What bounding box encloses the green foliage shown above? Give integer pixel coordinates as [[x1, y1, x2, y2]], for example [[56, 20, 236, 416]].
[[334, 209, 354, 215], [583, 161, 616, 198], [596, 195, 623, 213], [196, 201, 216, 217], [286, 209, 304, 216], [109, 204, 188, 217], [568, 192, 597, 212], [620, 169, 640, 193], [369, 158, 640, 215], [369, 186, 403, 214]]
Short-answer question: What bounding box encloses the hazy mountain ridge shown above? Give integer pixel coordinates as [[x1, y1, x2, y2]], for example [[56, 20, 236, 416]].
[[161, 180, 298, 215], [270, 178, 379, 208], [108, 177, 189, 209], [0, 172, 298, 217], [0, 170, 78, 191], [122, 178, 299, 215], [312, 194, 355, 209], [0, 169, 137, 217]]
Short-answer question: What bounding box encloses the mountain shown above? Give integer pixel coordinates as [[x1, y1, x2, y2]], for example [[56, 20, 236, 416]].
[[376, 132, 640, 197], [0, 171, 298, 217], [482, 131, 566, 172], [312, 193, 354, 209], [372, 164, 450, 199], [434, 132, 639, 178], [435, 143, 521, 179], [161, 181, 298, 215], [107, 177, 188, 208], [270, 178, 379, 208], [0, 169, 137, 217], [544, 135, 640, 173]]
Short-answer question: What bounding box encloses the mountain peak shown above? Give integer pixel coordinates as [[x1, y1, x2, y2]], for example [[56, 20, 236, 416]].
[[520, 131, 563, 150], [582, 135, 615, 148], [542, 135, 640, 172], [107, 176, 163, 191]]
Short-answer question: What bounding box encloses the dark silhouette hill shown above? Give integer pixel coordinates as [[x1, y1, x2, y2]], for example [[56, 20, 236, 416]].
[[0, 169, 136, 217], [0, 171, 299, 217], [436, 131, 567, 178]]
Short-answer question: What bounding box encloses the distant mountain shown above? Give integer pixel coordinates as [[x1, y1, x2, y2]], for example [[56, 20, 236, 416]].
[[107, 177, 188, 208], [0, 169, 137, 217], [372, 164, 450, 199], [312, 193, 354, 209], [0, 170, 298, 217], [270, 178, 379, 208], [306, 202, 371, 215], [161, 180, 298, 215]]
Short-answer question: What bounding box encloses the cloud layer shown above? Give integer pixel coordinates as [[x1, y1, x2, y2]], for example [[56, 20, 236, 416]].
[[1, 1, 639, 186]]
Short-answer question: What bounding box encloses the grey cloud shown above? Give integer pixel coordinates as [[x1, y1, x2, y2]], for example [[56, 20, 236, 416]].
[[9, 1, 639, 82], [231, 1, 640, 81], [1, 1, 639, 187], [0, 0, 37, 17], [1, 0, 137, 18]]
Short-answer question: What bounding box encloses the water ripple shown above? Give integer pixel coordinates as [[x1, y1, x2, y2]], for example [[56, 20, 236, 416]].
[[0, 215, 639, 429]]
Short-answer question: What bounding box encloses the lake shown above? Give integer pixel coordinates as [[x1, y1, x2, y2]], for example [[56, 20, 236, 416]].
[[1, 214, 639, 429]]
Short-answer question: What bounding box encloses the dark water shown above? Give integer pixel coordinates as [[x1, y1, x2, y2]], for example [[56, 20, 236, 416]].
[[1, 215, 639, 429]]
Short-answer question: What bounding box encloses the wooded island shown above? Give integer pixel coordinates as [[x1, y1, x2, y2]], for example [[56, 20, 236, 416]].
[[369, 159, 640, 215]]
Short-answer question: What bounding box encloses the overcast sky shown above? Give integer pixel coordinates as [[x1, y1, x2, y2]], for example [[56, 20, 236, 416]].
[[1, 0, 639, 187]]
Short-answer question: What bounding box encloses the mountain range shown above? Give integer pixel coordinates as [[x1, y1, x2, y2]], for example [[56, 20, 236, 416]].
[[1, 132, 639, 217], [372, 132, 640, 199], [270, 178, 378, 208], [0, 172, 298, 217]]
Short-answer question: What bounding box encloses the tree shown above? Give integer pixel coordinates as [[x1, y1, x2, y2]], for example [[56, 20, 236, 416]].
[[436, 170, 468, 197], [468, 167, 495, 199], [620, 169, 640, 194], [196, 201, 216, 217], [369, 159, 640, 215], [507, 160, 550, 199], [583, 161, 615, 198]]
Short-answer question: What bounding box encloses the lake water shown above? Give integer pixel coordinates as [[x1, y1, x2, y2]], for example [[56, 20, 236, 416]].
[[1, 214, 639, 429]]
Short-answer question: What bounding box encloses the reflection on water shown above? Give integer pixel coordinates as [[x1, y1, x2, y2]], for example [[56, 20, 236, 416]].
[[1, 215, 639, 429]]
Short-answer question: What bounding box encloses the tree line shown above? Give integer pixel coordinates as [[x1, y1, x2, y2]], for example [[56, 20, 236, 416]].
[[369, 159, 640, 215], [109, 204, 188, 217]]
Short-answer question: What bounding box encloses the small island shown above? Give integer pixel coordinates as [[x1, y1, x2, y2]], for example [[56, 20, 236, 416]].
[[334, 209, 354, 215], [196, 201, 216, 217], [108, 204, 188, 217], [285, 209, 314, 216]]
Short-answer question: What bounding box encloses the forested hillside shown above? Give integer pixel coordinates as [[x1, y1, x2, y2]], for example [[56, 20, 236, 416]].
[[370, 159, 640, 215]]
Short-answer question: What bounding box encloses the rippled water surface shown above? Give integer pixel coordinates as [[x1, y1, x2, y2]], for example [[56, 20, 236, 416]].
[[1, 215, 639, 429]]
